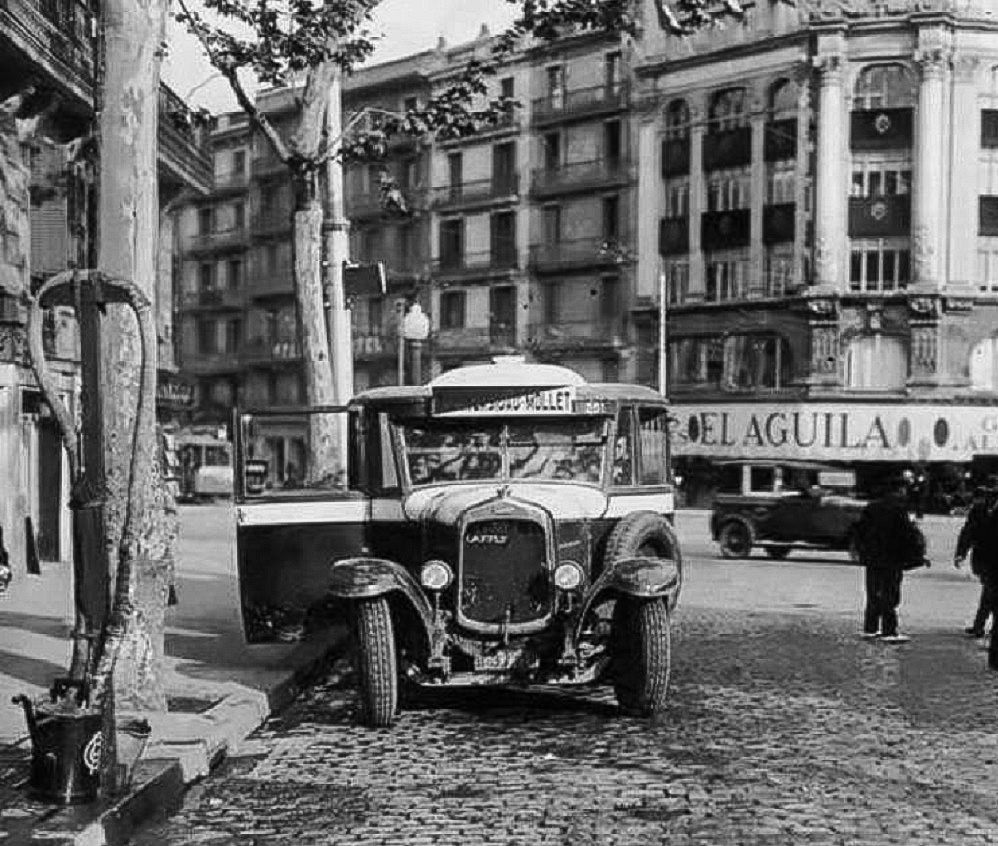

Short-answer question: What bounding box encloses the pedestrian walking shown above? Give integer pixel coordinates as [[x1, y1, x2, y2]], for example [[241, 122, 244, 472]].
[[954, 485, 995, 638], [854, 477, 926, 643], [958, 488, 998, 671]]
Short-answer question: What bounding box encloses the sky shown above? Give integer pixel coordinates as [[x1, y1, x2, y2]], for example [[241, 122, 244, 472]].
[[162, 0, 519, 114]]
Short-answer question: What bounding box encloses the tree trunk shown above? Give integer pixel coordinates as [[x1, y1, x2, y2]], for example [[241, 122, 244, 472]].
[[292, 191, 341, 486], [97, 0, 173, 711]]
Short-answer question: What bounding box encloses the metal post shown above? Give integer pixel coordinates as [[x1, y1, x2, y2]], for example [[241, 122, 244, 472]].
[[658, 270, 668, 397], [408, 339, 423, 386], [396, 299, 406, 385]]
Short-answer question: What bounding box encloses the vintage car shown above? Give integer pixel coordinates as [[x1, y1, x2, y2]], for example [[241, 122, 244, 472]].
[[709, 460, 867, 560], [233, 358, 682, 726]]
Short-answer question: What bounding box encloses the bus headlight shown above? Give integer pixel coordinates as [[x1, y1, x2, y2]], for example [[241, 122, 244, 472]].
[[553, 561, 584, 591], [420, 560, 453, 591]]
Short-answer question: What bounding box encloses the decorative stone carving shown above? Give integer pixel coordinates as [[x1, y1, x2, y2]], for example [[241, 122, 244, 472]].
[[944, 295, 975, 313], [813, 53, 844, 85], [916, 46, 950, 80], [814, 237, 837, 286], [806, 297, 838, 318], [911, 326, 939, 375], [908, 296, 939, 319], [810, 326, 839, 374], [911, 225, 937, 285]]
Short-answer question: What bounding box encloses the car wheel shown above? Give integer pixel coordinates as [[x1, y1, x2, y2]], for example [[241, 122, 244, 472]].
[[718, 520, 753, 558], [612, 598, 671, 717], [605, 511, 683, 609], [765, 546, 791, 560], [351, 598, 398, 727]]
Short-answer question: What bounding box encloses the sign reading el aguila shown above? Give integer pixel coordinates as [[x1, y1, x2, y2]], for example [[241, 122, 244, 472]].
[[670, 403, 998, 463]]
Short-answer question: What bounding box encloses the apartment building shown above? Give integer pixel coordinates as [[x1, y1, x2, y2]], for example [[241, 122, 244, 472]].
[[0, 0, 210, 573], [635, 0, 998, 502]]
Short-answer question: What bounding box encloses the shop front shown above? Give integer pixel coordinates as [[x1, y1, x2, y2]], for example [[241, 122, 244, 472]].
[[671, 400, 998, 511]]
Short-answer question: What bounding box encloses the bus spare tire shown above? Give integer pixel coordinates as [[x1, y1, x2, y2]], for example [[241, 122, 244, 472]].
[[604, 510, 682, 607], [351, 597, 398, 727]]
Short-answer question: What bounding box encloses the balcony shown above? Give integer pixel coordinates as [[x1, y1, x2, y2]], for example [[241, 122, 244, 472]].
[[247, 269, 293, 299], [529, 236, 631, 274], [179, 288, 246, 311], [352, 331, 398, 362], [431, 176, 519, 212], [344, 186, 428, 220], [703, 125, 752, 172], [242, 338, 302, 366], [701, 208, 751, 251], [433, 250, 519, 280], [213, 169, 250, 195], [181, 351, 241, 375], [186, 227, 249, 255], [434, 325, 519, 355], [252, 210, 292, 237], [532, 83, 629, 126], [850, 108, 913, 152], [531, 158, 633, 198], [659, 217, 689, 257], [252, 154, 287, 177], [158, 83, 213, 195], [763, 203, 795, 245], [437, 110, 520, 145], [352, 249, 428, 286], [848, 195, 911, 238], [527, 318, 626, 352]]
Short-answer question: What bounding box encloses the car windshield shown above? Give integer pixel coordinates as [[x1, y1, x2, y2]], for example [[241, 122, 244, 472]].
[[401, 419, 607, 486]]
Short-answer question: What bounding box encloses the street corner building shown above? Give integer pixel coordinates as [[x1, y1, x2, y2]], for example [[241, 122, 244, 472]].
[[170, 1, 998, 503], [0, 0, 210, 578]]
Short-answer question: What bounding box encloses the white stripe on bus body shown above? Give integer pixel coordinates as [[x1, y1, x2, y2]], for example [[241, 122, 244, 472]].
[[236, 491, 675, 527]]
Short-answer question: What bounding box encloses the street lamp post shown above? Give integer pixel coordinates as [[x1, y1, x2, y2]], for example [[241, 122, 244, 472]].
[[401, 302, 431, 385], [658, 269, 668, 398]]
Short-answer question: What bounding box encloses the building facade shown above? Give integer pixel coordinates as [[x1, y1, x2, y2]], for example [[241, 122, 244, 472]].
[[0, 0, 210, 574]]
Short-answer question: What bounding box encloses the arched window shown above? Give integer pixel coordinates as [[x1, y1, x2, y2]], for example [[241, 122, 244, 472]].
[[708, 87, 748, 132], [853, 64, 916, 110], [768, 79, 797, 120], [970, 338, 998, 391], [723, 333, 792, 391], [845, 334, 908, 389], [664, 99, 690, 139]]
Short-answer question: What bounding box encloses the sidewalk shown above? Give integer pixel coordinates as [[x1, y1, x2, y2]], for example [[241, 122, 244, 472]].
[[0, 504, 346, 846]]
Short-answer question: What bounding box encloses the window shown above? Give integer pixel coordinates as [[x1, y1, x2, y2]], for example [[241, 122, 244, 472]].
[[233, 202, 245, 230], [749, 466, 776, 494], [978, 237, 998, 292], [600, 274, 622, 330], [981, 196, 998, 236], [665, 99, 690, 139], [665, 181, 689, 218], [602, 195, 620, 241], [850, 162, 911, 197], [493, 142, 516, 191], [612, 408, 634, 486], [846, 335, 908, 390], [224, 318, 242, 353], [664, 259, 689, 304], [361, 227, 382, 260], [765, 248, 794, 297], [543, 281, 561, 324], [970, 338, 998, 391], [849, 240, 910, 292], [500, 76, 514, 99], [366, 296, 384, 335], [707, 167, 750, 211], [197, 207, 213, 236], [265, 243, 279, 273], [542, 205, 561, 244], [439, 219, 464, 269], [723, 334, 791, 391], [489, 285, 516, 344], [543, 132, 561, 172], [853, 64, 916, 109], [637, 408, 669, 486], [197, 319, 216, 354], [768, 79, 798, 120], [227, 259, 242, 290], [669, 337, 723, 387], [708, 88, 748, 132], [233, 150, 246, 174], [982, 110, 998, 149], [403, 96, 418, 112], [605, 51, 622, 92], [491, 211, 517, 266], [546, 65, 565, 106], [439, 291, 466, 329], [705, 252, 749, 301], [604, 120, 622, 165], [766, 165, 795, 204], [199, 263, 214, 293]]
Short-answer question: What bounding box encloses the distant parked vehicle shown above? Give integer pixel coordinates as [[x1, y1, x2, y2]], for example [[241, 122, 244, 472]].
[[709, 460, 866, 561], [177, 435, 233, 502]]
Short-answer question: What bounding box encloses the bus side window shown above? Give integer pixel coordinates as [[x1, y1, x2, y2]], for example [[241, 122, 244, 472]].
[[379, 413, 398, 490], [637, 407, 669, 486], [612, 407, 635, 486]]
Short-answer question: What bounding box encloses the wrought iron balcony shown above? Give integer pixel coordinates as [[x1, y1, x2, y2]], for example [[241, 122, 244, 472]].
[[701, 208, 751, 251], [344, 186, 428, 220], [186, 227, 249, 254], [251, 211, 292, 237], [526, 318, 626, 351], [531, 158, 633, 197], [252, 154, 287, 176], [433, 249, 519, 279], [213, 169, 250, 194], [352, 331, 398, 361], [529, 236, 632, 273], [158, 83, 213, 195], [179, 288, 245, 311], [433, 324, 518, 354], [242, 338, 302, 366], [431, 175, 519, 211], [532, 82, 629, 125], [181, 351, 241, 375], [702, 125, 751, 172], [247, 269, 293, 299]]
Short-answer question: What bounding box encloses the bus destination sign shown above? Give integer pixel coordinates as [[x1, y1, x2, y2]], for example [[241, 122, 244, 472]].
[[433, 386, 614, 417]]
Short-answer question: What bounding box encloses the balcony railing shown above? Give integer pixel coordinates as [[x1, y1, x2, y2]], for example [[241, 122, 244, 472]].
[[252, 211, 292, 236], [352, 331, 399, 360], [242, 338, 302, 366], [529, 236, 630, 272], [351, 250, 428, 281], [433, 249, 519, 277], [532, 82, 629, 124], [186, 227, 249, 253], [343, 186, 427, 220], [181, 351, 241, 375], [527, 318, 626, 351], [179, 288, 245, 310], [213, 169, 249, 193], [247, 270, 293, 298], [158, 82, 213, 194], [434, 325, 519, 353], [431, 176, 519, 210], [531, 158, 633, 196], [848, 195, 911, 238]]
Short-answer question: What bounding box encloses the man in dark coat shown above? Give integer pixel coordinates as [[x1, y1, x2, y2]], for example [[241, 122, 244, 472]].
[[960, 489, 998, 670], [854, 479, 924, 642], [954, 486, 994, 638]]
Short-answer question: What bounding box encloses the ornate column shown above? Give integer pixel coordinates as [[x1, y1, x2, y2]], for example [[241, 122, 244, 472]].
[[914, 47, 949, 289], [793, 63, 812, 290], [947, 55, 980, 292], [636, 105, 661, 301], [687, 101, 706, 300], [813, 53, 846, 291], [749, 94, 766, 298]]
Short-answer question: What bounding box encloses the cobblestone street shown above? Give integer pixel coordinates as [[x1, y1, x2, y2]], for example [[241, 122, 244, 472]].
[[132, 514, 998, 846]]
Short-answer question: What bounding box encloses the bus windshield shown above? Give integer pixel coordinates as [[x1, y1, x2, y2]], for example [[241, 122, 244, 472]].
[[401, 419, 607, 486]]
